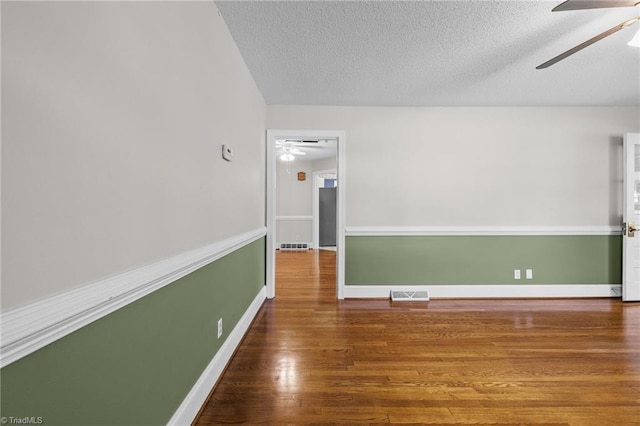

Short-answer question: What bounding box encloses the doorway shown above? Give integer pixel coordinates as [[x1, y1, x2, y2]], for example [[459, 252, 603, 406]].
[[266, 130, 346, 299]]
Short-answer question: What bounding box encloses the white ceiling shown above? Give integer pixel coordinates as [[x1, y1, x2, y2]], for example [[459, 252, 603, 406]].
[[216, 0, 640, 106]]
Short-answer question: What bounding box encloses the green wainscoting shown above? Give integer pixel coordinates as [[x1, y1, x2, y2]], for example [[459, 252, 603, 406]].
[[345, 235, 621, 285], [0, 237, 265, 426]]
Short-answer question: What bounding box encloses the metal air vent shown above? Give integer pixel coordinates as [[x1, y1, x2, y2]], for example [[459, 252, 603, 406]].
[[390, 290, 429, 302]]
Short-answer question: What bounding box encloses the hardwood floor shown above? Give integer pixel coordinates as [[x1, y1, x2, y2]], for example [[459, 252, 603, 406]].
[[194, 250, 640, 425]]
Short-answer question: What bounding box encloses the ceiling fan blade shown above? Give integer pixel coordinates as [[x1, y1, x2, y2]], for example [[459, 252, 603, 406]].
[[536, 17, 640, 69], [553, 0, 639, 12], [281, 142, 324, 149]]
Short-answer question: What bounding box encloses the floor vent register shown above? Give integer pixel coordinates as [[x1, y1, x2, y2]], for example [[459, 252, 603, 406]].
[[390, 290, 430, 302]]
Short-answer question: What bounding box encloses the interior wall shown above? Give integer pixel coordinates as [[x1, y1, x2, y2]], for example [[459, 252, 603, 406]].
[[275, 154, 337, 247], [268, 106, 640, 227], [313, 156, 337, 172], [346, 235, 621, 286], [1, 239, 266, 426], [1, 2, 266, 310], [276, 158, 313, 244]]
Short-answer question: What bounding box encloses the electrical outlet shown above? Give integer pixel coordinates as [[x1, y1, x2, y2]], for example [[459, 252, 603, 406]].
[[526, 269, 533, 280], [217, 318, 223, 339], [514, 269, 521, 280]]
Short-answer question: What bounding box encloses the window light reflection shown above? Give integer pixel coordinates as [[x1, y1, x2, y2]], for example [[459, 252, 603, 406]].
[[275, 355, 299, 392]]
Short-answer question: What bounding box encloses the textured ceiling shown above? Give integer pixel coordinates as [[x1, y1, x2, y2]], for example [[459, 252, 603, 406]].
[[216, 0, 640, 106]]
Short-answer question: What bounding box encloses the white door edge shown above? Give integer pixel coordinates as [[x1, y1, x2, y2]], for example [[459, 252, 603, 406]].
[[623, 133, 640, 302]]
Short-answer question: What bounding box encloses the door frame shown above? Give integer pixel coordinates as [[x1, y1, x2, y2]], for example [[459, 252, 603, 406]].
[[623, 132, 640, 301], [266, 130, 346, 299]]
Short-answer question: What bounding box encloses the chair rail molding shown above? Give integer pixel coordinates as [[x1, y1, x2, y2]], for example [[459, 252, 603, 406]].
[[0, 227, 267, 368], [345, 225, 622, 236], [276, 216, 313, 221]]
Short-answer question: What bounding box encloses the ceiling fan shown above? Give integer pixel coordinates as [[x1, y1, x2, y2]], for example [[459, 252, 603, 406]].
[[276, 141, 306, 161], [276, 140, 329, 162], [537, 0, 640, 69]]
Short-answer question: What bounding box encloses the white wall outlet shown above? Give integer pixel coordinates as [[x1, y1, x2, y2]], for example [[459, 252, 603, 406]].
[[526, 269, 533, 280], [222, 144, 233, 162], [514, 269, 521, 280], [217, 318, 223, 339]]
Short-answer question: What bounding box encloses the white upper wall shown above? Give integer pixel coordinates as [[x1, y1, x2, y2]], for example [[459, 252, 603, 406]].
[[276, 159, 313, 217], [268, 106, 640, 227], [275, 159, 313, 244], [313, 156, 337, 172], [2, 2, 266, 309]]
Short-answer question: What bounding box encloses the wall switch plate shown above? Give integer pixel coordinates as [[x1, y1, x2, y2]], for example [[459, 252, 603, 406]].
[[514, 269, 521, 280], [222, 144, 233, 162], [526, 269, 533, 279], [217, 318, 223, 339]]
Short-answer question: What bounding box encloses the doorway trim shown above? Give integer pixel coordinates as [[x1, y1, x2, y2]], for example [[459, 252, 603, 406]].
[[623, 132, 640, 301], [266, 130, 346, 299]]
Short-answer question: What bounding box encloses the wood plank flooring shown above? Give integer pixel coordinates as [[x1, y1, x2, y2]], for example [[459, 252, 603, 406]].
[[194, 250, 640, 425]]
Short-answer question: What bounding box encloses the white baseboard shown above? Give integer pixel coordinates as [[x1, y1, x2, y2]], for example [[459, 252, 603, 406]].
[[1, 227, 266, 368], [343, 284, 622, 299], [167, 286, 266, 426]]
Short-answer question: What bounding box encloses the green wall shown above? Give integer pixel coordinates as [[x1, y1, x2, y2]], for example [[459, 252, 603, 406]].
[[0, 238, 265, 426], [346, 235, 621, 285]]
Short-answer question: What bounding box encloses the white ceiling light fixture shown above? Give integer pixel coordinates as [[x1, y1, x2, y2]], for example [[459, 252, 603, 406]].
[[275, 140, 310, 162], [280, 153, 295, 162]]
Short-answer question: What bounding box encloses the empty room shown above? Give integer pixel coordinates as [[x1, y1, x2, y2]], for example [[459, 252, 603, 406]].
[[1, 1, 639, 425]]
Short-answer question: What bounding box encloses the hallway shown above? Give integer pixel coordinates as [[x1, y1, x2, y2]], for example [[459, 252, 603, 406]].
[[194, 250, 640, 424]]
